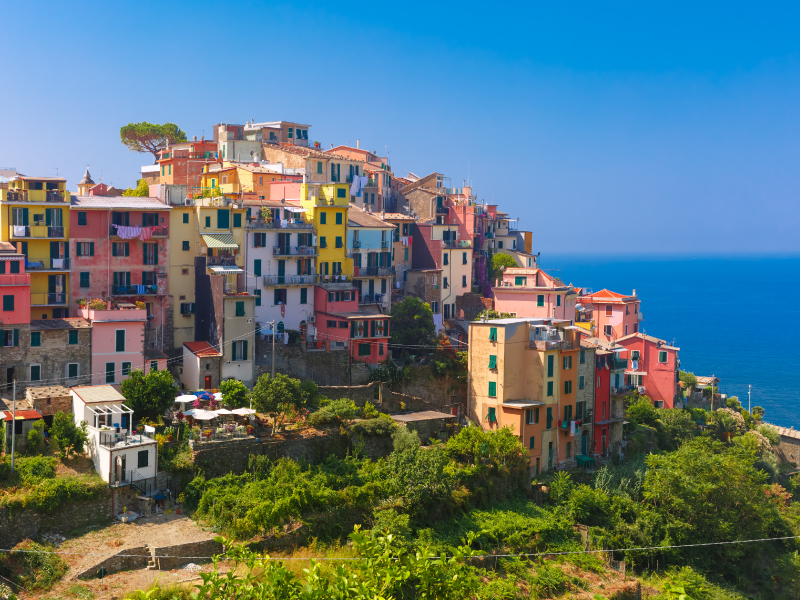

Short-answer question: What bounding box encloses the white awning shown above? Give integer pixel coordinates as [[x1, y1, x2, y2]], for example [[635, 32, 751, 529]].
[[209, 266, 243, 273], [626, 371, 648, 376], [283, 206, 306, 213]]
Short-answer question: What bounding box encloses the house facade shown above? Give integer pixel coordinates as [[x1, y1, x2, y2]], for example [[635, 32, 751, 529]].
[[493, 268, 577, 321], [347, 204, 393, 314], [80, 305, 147, 386], [382, 213, 415, 290], [577, 289, 642, 341], [615, 333, 680, 408]]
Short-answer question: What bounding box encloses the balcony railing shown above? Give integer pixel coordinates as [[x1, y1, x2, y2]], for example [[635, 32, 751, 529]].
[[442, 239, 472, 249], [529, 340, 574, 351], [47, 226, 64, 238], [352, 241, 362, 249], [109, 225, 168, 237], [224, 286, 256, 297], [359, 293, 387, 305], [436, 206, 449, 214], [272, 246, 317, 256], [207, 256, 237, 266], [380, 241, 390, 249], [245, 219, 313, 230], [24, 258, 70, 271], [30, 293, 67, 305], [10, 225, 29, 238], [354, 266, 394, 277], [4, 190, 67, 203], [0, 274, 30, 286], [263, 275, 315, 286], [612, 358, 629, 370], [112, 285, 158, 296], [316, 274, 352, 283]]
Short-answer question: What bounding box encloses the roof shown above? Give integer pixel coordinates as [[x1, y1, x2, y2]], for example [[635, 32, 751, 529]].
[[347, 204, 393, 228], [380, 212, 415, 221], [144, 348, 168, 360], [184, 341, 222, 357], [391, 410, 455, 423], [317, 282, 357, 292], [80, 168, 94, 185], [18, 176, 66, 182], [768, 423, 800, 441], [329, 311, 391, 320], [502, 400, 545, 408], [25, 386, 71, 400], [201, 233, 238, 249], [469, 317, 571, 326], [695, 376, 720, 387], [616, 332, 680, 351], [264, 143, 353, 162], [71, 196, 170, 210], [209, 265, 243, 273], [2, 409, 43, 422], [71, 385, 126, 404], [0, 241, 17, 253], [30, 318, 91, 330], [579, 288, 637, 303]]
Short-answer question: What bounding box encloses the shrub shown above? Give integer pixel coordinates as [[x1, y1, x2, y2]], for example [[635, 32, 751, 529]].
[[351, 415, 396, 437], [530, 560, 568, 597], [219, 379, 249, 409], [0, 541, 67, 591], [392, 425, 420, 452], [50, 412, 89, 459], [757, 423, 781, 446], [307, 398, 358, 427], [362, 401, 379, 419], [26, 420, 45, 454]]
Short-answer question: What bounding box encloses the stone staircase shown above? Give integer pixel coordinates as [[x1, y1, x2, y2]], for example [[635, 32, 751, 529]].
[[146, 545, 160, 571]]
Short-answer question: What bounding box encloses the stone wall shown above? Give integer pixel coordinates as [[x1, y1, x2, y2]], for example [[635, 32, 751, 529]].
[[455, 293, 487, 321], [253, 340, 368, 386], [189, 437, 264, 477], [76, 546, 150, 580], [775, 435, 800, 466], [154, 539, 224, 570]]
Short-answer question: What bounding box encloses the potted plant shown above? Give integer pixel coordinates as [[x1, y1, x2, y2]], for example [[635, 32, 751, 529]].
[[121, 506, 128, 523], [135, 301, 146, 310], [246, 424, 254, 435], [76, 298, 87, 308]]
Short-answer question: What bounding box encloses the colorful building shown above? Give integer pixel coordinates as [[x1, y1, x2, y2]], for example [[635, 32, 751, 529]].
[[382, 213, 415, 290], [577, 289, 642, 340], [493, 268, 578, 320], [300, 182, 353, 282], [1, 174, 71, 319], [468, 317, 583, 475], [327, 144, 392, 211], [347, 204, 394, 313], [80, 304, 147, 386], [615, 333, 680, 408], [582, 337, 627, 456], [69, 195, 172, 351]]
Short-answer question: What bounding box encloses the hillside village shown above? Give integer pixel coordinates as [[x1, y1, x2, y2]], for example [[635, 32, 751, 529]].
[[1, 121, 799, 599]]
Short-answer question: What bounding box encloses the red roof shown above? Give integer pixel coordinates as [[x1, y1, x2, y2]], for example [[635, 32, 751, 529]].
[[2, 409, 43, 421], [184, 341, 222, 357], [581, 289, 636, 303]]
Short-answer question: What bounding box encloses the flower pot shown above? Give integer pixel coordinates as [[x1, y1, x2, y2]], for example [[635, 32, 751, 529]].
[[121, 516, 129, 524], [176, 508, 181, 515]]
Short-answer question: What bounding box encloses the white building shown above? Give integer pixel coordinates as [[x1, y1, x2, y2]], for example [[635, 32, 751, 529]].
[[70, 385, 157, 488], [243, 200, 316, 341]]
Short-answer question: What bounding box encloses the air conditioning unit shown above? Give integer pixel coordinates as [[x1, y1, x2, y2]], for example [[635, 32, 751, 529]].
[[309, 315, 316, 323], [638, 386, 646, 394]]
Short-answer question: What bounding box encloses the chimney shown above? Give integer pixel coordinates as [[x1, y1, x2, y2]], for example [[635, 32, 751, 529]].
[[193, 136, 197, 142], [632, 289, 637, 296], [356, 139, 360, 149]]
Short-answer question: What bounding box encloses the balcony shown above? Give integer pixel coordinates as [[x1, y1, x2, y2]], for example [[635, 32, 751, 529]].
[[442, 239, 471, 249], [245, 219, 313, 230], [612, 358, 629, 370], [224, 286, 256, 296], [436, 206, 449, 214], [529, 329, 573, 351], [207, 256, 237, 266], [529, 340, 573, 351], [359, 293, 387, 305], [111, 285, 158, 296], [272, 246, 317, 257], [25, 258, 70, 271], [3, 190, 68, 203], [316, 274, 352, 283], [366, 179, 377, 187], [263, 274, 315, 286], [354, 266, 394, 278], [352, 241, 362, 249], [31, 293, 67, 305], [109, 225, 168, 237], [638, 312, 644, 322], [380, 241, 390, 249], [9, 225, 66, 239], [0, 273, 30, 286]]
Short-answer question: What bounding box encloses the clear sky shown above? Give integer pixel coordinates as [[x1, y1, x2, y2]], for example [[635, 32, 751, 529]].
[[2, 1, 799, 254]]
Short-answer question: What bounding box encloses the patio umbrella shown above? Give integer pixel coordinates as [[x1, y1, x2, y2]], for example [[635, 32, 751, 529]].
[[175, 394, 197, 404], [182, 409, 197, 416], [214, 408, 234, 415], [194, 390, 214, 401], [213, 392, 223, 400], [192, 409, 218, 420], [231, 408, 257, 415]]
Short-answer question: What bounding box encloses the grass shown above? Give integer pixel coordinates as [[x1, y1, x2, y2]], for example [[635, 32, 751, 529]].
[[65, 583, 95, 599], [0, 541, 68, 592]]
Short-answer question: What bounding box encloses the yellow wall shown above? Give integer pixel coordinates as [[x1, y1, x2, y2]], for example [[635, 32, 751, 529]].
[[301, 183, 352, 277], [169, 206, 198, 351]]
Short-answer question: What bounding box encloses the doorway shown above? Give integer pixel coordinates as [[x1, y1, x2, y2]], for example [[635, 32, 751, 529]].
[[581, 430, 588, 455], [204, 376, 212, 389], [547, 442, 554, 470], [115, 454, 126, 484]]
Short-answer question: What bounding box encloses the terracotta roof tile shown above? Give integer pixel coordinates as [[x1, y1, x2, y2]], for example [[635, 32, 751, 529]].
[[184, 341, 222, 357]]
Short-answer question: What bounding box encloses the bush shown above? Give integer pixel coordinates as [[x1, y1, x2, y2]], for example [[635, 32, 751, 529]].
[[219, 379, 249, 409], [51, 412, 89, 458], [26, 420, 45, 454], [530, 560, 568, 597], [351, 415, 396, 437], [362, 401, 379, 419], [307, 398, 358, 427], [392, 426, 420, 452], [0, 541, 67, 591], [0, 475, 106, 512]]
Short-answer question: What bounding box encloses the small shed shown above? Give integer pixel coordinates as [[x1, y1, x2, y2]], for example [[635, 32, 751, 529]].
[[391, 410, 456, 444], [25, 386, 72, 423], [2, 409, 44, 450]]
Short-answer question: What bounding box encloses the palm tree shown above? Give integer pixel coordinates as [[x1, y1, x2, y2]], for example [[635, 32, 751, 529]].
[[710, 411, 738, 443]]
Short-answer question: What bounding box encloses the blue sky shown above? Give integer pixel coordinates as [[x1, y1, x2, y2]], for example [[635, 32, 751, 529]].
[[2, 1, 799, 254]]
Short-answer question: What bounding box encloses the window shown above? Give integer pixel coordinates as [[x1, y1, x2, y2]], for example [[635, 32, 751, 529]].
[[205, 216, 211, 228], [631, 350, 640, 361], [547, 381, 553, 396], [489, 327, 497, 341], [515, 276, 526, 286], [358, 343, 371, 356], [579, 349, 585, 364], [274, 289, 287, 305], [233, 213, 242, 228], [443, 254, 448, 266], [235, 301, 245, 316], [338, 321, 349, 329], [529, 436, 535, 450], [488, 355, 497, 369], [182, 240, 190, 251], [142, 212, 158, 227], [30, 332, 41, 347], [30, 364, 41, 381], [488, 381, 497, 397], [67, 363, 78, 380], [547, 354, 554, 377], [379, 343, 384, 356], [115, 330, 125, 352], [76, 242, 94, 257], [463, 252, 467, 265], [182, 268, 189, 275], [526, 408, 536, 425], [337, 188, 346, 198], [626, 305, 630, 315], [498, 241, 503, 249], [217, 209, 230, 229], [634, 323, 639, 333], [443, 277, 448, 289], [576, 401, 585, 419], [487, 407, 496, 422], [137, 450, 149, 468], [546, 407, 553, 429], [2, 329, 18, 347], [143, 243, 158, 265], [122, 362, 131, 376], [106, 362, 115, 383], [9, 261, 18, 274], [659, 351, 668, 363], [537, 295, 544, 307], [232, 340, 249, 361], [327, 320, 336, 328], [604, 325, 612, 336], [335, 236, 343, 248], [564, 380, 573, 394], [317, 161, 323, 174], [625, 324, 628, 335], [336, 212, 342, 225], [320, 237, 327, 248], [300, 288, 307, 304], [579, 375, 585, 389], [404, 248, 408, 261], [2, 295, 13, 312], [150, 360, 158, 372], [605, 304, 613, 316], [183, 213, 189, 224], [566, 442, 572, 459], [320, 212, 327, 225], [69, 330, 78, 345], [79, 272, 90, 288], [78, 211, 87, 226], [557, 295, 561, 307], [112, 242, 129, 257]]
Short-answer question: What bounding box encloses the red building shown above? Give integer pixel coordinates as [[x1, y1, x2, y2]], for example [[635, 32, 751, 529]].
[[313, 282, 390, 364], [69, 196, 172, 352], [615, 333, 680, 408], [157, 140, 220, 195], [592, 347, 613, 456], [0, 241, 30, 325]]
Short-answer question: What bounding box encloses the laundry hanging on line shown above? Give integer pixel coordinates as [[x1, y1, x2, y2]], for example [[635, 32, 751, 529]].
[[113, 224, 142, 239]]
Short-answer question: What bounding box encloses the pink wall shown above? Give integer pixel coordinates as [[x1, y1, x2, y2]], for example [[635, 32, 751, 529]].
[[493, 290, 573, 320], [589, 303, 640, 340], [594, 355, 611, 454], [268, 181, 301, 201], [616, 336, 678, 408], [0, 258, 31, 325], [81, 307, 147, 385]]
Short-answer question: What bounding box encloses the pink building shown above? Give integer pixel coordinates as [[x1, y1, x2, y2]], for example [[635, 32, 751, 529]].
[[577, 289, 641, 341], [69, 196, 171, 352], [0, 241, 31, 325], [493, 268, 577, 320], [615, 333, 680, 408], [313, 283, 391, 364], [80, 304, 147, 386]]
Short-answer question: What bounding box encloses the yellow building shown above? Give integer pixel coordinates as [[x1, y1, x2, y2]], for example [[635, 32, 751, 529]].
[[199, 162, 287, 199], [468, 317, 582, 475], [0, 176, 71, 319], [300, 182, 353, 280]]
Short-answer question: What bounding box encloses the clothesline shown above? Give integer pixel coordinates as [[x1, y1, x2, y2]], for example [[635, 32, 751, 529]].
[[112, 224, 162, 241]]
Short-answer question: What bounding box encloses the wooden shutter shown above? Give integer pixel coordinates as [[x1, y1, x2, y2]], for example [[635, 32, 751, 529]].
[[22, 208, 28, 225], [254, 259, 261, 277], [13, 329, 19, 347], [242, 340, 248, 361], [383, 319, 389, 336], [232, 341, 237, 360], [351, 321, 356, 337], [370, 320, 376, 337], [89, 242, 94, 256]]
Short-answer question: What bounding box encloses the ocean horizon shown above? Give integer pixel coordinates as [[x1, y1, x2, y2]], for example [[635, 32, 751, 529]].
[[541, 254, 799, 429]]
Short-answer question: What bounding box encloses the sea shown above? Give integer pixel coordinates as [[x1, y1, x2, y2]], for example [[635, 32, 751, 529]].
[[543, 254, 800, 429]]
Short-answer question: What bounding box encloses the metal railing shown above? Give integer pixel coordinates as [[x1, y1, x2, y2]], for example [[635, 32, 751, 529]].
[[612, 359, 629, 370], [529, 340, 574, 351], [46, 226, 64, 238], [224, 286, 256, 296], [272, 246, 317, 256], [190, 429, 254, 444], [112, 285, 158, 296], [436, 206, 449, 214], [354, 266, 394, 277], [245, 219, 313, 230], [262, 274, 315, 286], [207, 256, 237, 266], [109, 225, 168, 237], [359, 293, 386, 305], [5, 190, 67, 202], [316, 274, 352, 283]]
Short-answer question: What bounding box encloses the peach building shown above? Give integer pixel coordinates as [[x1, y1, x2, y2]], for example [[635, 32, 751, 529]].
[[80, 304, 147, 385], [577, 289, 642, 341], [493, 268, 578, 321]]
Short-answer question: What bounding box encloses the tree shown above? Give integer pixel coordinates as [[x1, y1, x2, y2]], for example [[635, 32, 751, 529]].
[[51, 411, 89, 458], [625, 395, 659, 428], [219, 379, 249, 409], [475, 308, 515, 320], [26, 419, 46, 454], [489, 252, 517, 283], [389, 296, 435, 351], [120, 369, 177, 421], [250, 374, 304, 435], [367, 360, 409, 390], [119, 122, 187, 163], [122, 178, 150, 197]]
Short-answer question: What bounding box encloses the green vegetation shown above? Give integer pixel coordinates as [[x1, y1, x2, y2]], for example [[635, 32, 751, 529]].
[[120, 368, 177, 421], [119, 121, 187, 161], [489, 252, 517, 282], [220, 378, 250, 409], [50, 411, 89, 459], [389, 296, 436, 351], [251, 373, 306, 434], [0, 541, 67, 592], [25, 419, 46, 455], [367, 360, 410, 390], [122, 178, 150, 197]]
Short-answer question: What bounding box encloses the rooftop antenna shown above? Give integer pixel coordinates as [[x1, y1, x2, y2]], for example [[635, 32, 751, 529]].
[[54, 168, 59, 177]]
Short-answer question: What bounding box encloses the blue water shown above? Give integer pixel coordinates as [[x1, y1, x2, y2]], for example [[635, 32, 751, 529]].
[[543, 255, 800, 429]]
